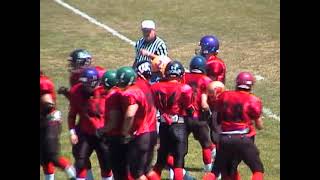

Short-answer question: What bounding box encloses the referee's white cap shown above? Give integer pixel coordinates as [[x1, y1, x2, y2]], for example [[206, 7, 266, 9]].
[[141, 20, 155, 29]]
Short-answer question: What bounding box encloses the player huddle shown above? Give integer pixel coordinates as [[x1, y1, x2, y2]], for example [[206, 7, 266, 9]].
[[40, 35, 264, 180]]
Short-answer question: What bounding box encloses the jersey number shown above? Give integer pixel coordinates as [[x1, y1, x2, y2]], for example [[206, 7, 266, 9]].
[[155, 91, 176, 109], [223, 102, 243, 122]]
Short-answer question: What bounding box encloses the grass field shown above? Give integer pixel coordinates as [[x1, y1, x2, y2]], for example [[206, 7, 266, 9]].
[[40, 0, 279, 179]]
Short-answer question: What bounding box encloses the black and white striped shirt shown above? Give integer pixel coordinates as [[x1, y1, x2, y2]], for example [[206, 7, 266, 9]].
[[134, 36, 168, 66]]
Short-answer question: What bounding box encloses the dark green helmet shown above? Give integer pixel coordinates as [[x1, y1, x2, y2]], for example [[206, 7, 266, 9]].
[[116, 66, 137, 88], [102, 70, 118, 89]]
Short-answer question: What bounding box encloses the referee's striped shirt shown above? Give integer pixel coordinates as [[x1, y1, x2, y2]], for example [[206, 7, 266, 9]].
[[134, 36, 168, 66]]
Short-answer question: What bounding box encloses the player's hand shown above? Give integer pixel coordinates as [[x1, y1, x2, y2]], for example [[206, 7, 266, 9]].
[[57, 86, 68, 95], [70, 134, 79, 145], [140, 49, 151, 57]]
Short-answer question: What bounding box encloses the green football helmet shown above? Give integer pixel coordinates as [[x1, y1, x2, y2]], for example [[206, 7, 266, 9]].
[[116, 66, 137, 88], [102, 70, 118, 89]]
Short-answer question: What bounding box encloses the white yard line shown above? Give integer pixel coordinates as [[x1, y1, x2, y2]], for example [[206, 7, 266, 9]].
[[54, 0, 136, 46], [54, 0, 279, 122], [263, 107, 280, 122], [255, 75, 265, 81]]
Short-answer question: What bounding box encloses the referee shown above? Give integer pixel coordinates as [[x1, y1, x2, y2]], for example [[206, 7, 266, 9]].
[[133, 20, 168, 83]]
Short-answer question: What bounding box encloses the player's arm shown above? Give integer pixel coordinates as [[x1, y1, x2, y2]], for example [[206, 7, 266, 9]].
[[121, 104, 138, 136], [99, 109, 122, 134], [40, 93, 62, 122], [40, 94, 55, 115], [201, 90, 210, 111], [57, 86, 70, 100], [216, 63, 225, 82], [249, 97, 264, 130], [181, 84, 195, 118], [67, 94, 79, 144], [254, 117, 263, 130]]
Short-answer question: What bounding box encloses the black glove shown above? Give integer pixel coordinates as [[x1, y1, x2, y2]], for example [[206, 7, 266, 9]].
[[119, 135, 133, 144], [57, 86, 69, 95], [201, 109, 212, 122]]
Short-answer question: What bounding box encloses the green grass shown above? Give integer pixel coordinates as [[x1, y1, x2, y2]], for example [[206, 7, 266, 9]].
[[40, 0, 279, 179]]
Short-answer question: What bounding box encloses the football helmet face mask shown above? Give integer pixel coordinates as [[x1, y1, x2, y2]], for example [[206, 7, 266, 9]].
[[79, 68, 100, 89], [199, 35, 219, 56], [189, 55, 207, 73], [135, 60, 152, 79], [102, 70, 118, 90], [236, 72, 255, 90], [164, 60, 185, 79], [116, 66, 137, 88], [68, 49, 92, 71]]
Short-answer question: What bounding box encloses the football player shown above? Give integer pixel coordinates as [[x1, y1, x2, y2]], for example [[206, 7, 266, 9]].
[[115, 66, 158, 180], [203, 72, 264, 180], [149, 55, 172, 84], [40, 71, 76, 180], [197, 35, 226, 83], [183, 55, 216, 172], [95, 70, 131, 180], [58, 49, 105, 179], [68, 68, 113, 180], [149, 61, 195, 180], [58, 49, 106, 100], [206, 81, 225, 145]]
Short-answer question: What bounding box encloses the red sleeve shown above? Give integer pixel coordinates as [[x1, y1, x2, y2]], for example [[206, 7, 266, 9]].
[[212, 63, 223, 80], [181, 84, 193, 109], [200, 77, 212, 94], [248, 96, 263, 120], [40, 79, 55, 95], [95, 66, 106, 78], [67, 86, 79, 130], [122, 91, 138, 107]]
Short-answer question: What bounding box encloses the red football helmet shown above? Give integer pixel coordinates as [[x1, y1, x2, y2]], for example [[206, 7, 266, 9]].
[[236, 72, 255, 90]]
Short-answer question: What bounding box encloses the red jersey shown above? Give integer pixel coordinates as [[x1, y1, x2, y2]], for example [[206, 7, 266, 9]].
[[121, 78, 157, 136], [68, 83, 107, 135], [104, 87, 124, 136], [206, 55, 226, 83], [69, 66, 106, 86], [151, 81, 193, 119], [215, 90, 262, 136], [40, 75, 56, 102], [183, 72, 212, 118]]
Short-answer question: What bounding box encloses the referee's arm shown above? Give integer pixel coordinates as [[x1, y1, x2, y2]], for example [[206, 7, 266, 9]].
[[141, 41, 168, 59]]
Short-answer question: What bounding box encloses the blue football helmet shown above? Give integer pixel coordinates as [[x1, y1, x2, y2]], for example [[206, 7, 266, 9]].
[[68, 49, 92, 71], [164, 60, 185, 79], [189, 55, 207, 73], [199, 35, 219, 56], [79, 67, 100, 88]]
